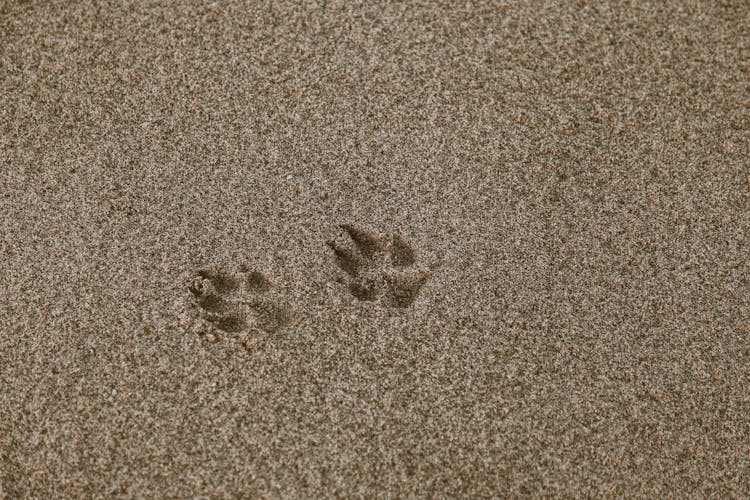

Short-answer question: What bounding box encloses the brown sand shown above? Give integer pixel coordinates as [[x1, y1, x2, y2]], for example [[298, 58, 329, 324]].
[[1, 0, 749, 496]]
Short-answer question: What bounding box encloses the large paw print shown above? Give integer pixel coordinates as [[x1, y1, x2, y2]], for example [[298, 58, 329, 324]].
[[179, 265, 292, 342], [327, 224, 431, 308]]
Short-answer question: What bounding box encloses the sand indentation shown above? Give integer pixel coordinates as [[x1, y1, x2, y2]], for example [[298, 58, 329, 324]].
[[327, 225, 431, 308], [178, 266, 292, 342]]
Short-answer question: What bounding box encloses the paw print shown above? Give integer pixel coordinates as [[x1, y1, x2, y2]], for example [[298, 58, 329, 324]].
[[327, 224, 431, 308], [178, 265, 292, 342]]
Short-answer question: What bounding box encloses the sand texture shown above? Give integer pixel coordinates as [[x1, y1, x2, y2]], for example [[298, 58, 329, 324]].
[[1, 0, 749, 497]]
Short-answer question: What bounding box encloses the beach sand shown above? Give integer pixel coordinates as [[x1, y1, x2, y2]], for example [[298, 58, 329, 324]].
[[1, 1, 749, 496]]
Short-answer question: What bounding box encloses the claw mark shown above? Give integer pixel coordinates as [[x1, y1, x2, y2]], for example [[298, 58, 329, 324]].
[[327, 240, 362, 277], [329, 225, 431, 308], [390, 233, 416, 267], [341, 224, 383, 257]]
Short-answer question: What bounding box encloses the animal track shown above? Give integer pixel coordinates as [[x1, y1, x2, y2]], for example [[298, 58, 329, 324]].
[[327, 224, 431, 308], [178, 265, 292, 342]]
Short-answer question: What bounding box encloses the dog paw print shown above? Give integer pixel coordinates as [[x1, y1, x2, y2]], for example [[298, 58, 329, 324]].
[[327, 224, 431, 308], [178, 265, 292, 342]]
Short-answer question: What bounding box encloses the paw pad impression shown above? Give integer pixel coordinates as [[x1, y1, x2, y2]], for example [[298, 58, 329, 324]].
[[327, 224, 431, 308], [179, 266, 292, 342]]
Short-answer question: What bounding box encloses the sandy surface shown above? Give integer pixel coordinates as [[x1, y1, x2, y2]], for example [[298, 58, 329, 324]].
[[1, 0, 749, 496]]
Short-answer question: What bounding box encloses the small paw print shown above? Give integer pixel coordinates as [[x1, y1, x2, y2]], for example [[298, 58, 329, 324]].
[[327, 224, 431, 308], [178, 265, 292, 342]]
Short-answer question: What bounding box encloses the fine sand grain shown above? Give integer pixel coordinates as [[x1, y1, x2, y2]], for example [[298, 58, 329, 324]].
[[1, 1, 749, 497]]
